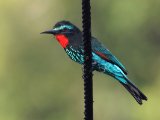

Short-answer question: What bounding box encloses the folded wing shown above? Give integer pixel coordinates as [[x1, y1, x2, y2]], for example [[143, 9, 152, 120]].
[[91, 37, 127, 75]]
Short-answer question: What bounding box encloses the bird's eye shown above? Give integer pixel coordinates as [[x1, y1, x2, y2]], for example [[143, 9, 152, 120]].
[[63, 28, 68, 31], [63, 28, 70, 32], [63, 28, 67, 31]]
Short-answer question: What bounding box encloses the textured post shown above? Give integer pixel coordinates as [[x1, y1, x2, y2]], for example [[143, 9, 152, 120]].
[[82, 0, 93, 120]]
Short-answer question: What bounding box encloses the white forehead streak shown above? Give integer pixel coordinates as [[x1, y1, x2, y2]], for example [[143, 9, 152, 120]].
[[53, 25, 73, 31]]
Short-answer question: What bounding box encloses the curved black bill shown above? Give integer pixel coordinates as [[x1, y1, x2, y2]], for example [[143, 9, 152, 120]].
[[40, 29, 57, 35]]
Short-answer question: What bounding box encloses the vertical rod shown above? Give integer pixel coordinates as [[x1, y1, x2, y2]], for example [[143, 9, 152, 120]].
[[82, 0, 93, 120]]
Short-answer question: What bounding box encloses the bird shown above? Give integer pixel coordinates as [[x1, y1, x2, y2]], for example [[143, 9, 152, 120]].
[[41, 20, 147, 105]]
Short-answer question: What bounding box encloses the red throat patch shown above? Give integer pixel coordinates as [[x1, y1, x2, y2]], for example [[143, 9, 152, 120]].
[[55, 34, 69, 48]]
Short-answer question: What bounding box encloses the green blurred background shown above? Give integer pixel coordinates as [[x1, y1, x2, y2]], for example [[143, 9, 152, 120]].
[[0, 0, 160, 120]]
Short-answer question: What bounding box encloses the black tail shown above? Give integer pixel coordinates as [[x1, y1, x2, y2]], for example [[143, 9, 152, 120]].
[[120, 80, 147, 105]]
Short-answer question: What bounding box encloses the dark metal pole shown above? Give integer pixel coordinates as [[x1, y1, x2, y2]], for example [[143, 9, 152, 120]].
[[82, 0, 93, 120]]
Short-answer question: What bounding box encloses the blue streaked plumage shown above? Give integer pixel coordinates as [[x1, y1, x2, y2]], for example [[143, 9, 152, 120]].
[[65, 44, 127, 82], [42, 20, 147, 105]]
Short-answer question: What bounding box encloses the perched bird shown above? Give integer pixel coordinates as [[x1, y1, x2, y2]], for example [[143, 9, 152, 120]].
[[41, 21, 147, 105]]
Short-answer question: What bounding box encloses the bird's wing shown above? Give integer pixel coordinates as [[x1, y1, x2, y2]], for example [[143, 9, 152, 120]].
[[91, 37, 128, 75]]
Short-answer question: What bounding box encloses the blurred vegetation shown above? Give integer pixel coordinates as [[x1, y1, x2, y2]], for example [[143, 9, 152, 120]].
[[0, 0, 160, 120]]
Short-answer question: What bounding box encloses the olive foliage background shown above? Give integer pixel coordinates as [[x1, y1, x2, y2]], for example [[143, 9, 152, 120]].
[[0, 0, 160, 120]]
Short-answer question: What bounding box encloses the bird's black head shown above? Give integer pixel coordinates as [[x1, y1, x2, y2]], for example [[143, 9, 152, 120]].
[[41, 21, 83, 48], [41, 21, 81, 36]]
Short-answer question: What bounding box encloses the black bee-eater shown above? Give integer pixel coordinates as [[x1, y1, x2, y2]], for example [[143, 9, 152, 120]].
[[41, 21, 147, 105]]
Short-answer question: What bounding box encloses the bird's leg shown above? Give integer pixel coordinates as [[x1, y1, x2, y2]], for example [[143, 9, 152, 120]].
[[82, 61, 97, 73], [91, 61, 97, 71]]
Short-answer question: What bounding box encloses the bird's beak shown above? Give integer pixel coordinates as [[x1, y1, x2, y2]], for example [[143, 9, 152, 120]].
[[40, 29, 57, 35]]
